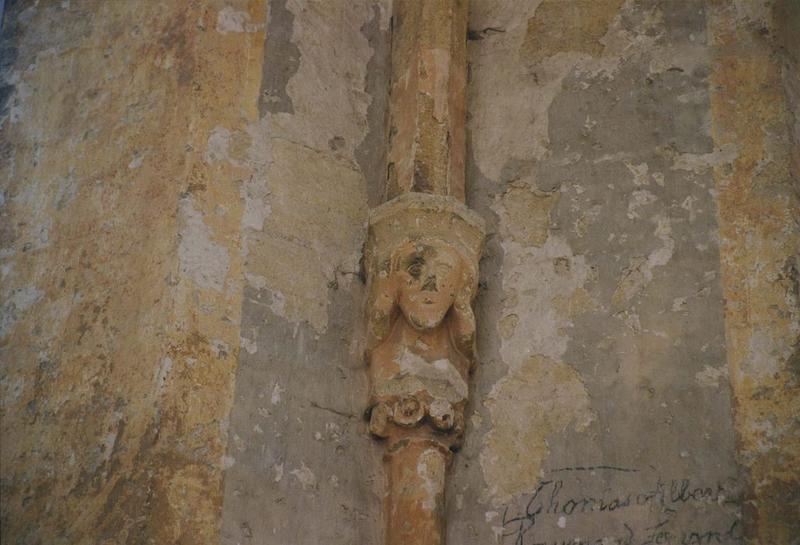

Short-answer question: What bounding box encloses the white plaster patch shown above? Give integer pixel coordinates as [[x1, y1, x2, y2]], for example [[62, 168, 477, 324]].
[[612, 214, 675, 306], [128, 154, 144, 169], [627, 189, 658, 219], [203, 126, 234, 165], [216, 7, 259, 33], [178, 197, 231, 292], [696, 364, 728, 388], [417, 448, 446, 510], [240, 176, 271, 231], [741, 329, 787, 380], [671, 143, 739, 173], [1, 376, 26, 406], [0, 286, 43, 338], [680, 195, 699, 222], [154, 356, 173, 395], [493, 235, 591, 363], [625, 162, 651, 186], [290, 462, 317, 490], [271, 382, 285, 405], [8, 80, 32, 124], [672, 297, 689, 312], [268, 289, 286, 317], [222, 455, 236, 469], [240, 336, 257, 355], [373, 348, 468, 404]]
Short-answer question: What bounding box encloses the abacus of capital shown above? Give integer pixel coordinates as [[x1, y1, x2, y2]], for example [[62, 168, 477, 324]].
[[363, 2, 484, 545]]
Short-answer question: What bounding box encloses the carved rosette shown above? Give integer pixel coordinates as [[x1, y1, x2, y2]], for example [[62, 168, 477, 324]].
[[364, 192, 485, 451]]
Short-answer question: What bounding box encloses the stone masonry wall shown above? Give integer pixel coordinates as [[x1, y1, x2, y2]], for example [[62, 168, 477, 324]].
[[1, 1, 797, 545]]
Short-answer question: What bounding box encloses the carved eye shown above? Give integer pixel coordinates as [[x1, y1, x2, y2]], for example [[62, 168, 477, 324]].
[[407, 256, 424, 278]]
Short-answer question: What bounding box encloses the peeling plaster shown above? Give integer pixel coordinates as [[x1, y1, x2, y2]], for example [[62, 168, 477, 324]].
[[480, 356, 594, 507], [178, 197, 231, 293], [611, 215, 675, 308]]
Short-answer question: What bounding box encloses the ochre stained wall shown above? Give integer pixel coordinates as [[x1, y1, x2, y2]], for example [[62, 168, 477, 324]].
[[0, 1, 797, 544], [1, 1, 266, 543]]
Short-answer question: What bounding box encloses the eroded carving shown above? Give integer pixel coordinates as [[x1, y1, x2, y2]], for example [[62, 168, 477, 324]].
[[365, 193, 484, 450]]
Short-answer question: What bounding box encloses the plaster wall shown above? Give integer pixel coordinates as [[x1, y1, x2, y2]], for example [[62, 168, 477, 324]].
[[1, 1, 267, 543], [0, 1, 797, 545]]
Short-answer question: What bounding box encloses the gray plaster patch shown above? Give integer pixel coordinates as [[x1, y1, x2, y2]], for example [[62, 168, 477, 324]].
[[178, 196, 230, 292], [259, 0, 300, 116], [0, 285, 42, 339], [353, 3, 391, 207], [220, 284, 384, 545]]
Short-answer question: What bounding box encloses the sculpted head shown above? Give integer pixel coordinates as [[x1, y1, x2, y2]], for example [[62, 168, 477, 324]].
[[391, 240, 471, 331], [365, 194, 485, 359]]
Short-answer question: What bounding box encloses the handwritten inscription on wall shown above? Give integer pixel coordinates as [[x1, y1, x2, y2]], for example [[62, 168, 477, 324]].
[[499, 466, 741, 545]]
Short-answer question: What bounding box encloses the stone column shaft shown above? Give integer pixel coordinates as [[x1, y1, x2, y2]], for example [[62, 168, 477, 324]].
[[386, 0, 469, 201], [386, 441, 451, 545], [367, 2, 480, 545]]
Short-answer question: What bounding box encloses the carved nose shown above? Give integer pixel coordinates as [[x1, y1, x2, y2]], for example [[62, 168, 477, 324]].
[[421, 275, 437, 292]]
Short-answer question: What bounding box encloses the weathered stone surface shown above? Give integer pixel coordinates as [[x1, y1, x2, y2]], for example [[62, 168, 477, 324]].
[[450, 1, 745, 543], [2, 0, 797, 543], [708, 1, 800, 542], [386, 0, 469, 201], [218, 1, 391, 544], [1, 1, 266, 543], [368, 0, 483, 539]]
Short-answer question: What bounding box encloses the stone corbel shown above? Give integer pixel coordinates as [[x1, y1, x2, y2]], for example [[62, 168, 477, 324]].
[[365, 193, 485, 545]]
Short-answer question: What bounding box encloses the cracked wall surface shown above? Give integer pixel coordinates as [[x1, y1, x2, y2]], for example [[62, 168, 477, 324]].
[[218, 1, 391, 544], [0, 1, 267, 543], [708, 1, 800, 542], [450, 1, 795, 544], [1, 1, 797, 544]]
